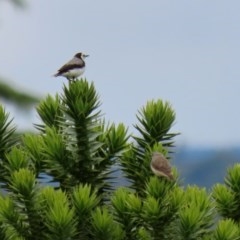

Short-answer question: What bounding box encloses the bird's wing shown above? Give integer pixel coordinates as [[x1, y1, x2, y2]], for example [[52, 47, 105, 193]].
[[151, 158, 172, 174], [57, 57, 85, 74]]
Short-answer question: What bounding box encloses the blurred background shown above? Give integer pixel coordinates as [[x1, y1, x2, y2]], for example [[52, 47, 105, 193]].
[[1, 0, 240, 188]]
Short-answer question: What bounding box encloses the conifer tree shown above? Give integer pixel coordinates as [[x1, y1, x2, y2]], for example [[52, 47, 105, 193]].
[[0, 79, 239, 239]]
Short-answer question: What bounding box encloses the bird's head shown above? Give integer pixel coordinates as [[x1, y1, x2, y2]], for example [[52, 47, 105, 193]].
[[152, 152, 164, 159], [75, 52, 89, 59]]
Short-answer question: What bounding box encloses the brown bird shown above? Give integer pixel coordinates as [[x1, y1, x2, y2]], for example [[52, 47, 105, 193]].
[[150, 152, 174, 180]]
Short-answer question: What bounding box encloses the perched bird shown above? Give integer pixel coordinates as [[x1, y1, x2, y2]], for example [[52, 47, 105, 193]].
[[53, 52, 89, 81], [150, 152, 174, 180]]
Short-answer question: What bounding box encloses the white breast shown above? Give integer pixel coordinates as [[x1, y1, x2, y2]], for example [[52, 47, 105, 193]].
[[62, 67, 85, 78]]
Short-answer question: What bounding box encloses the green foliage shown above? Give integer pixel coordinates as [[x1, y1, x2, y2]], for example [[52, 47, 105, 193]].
[[112, 188, 142, 239], [212, 219, 240, 240], [0, 106, 17, 158], [213, 184, 237, 219], [0, 195, 26, 239], [0, 78, 238, 239], [97, 121, 129, 159], [72, 184, 100, 237], [110, 181, 183, 240], [0, 106, 18, 189], [0, 81, 39, 107], [36, 94, 62, 131], [21, 134, 45, 174], [91, 207, 125, 240], [36, 80, 126, 194], [43, 188, 77, 239], [177, 186, 214, 239], [142, 179, 183, 239], [120, 100, 178, 195], [134, 100, 179, 149], [213, 164, 240, 221]]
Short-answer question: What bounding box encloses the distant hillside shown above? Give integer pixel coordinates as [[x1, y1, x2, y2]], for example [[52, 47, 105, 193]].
[[173, 146, 240, 188]]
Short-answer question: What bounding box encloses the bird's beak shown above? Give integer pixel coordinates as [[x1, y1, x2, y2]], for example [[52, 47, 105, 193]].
[[83, 54, 89, 57]]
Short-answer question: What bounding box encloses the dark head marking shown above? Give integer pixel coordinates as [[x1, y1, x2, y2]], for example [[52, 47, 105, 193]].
[[74, 53, 83, 59]]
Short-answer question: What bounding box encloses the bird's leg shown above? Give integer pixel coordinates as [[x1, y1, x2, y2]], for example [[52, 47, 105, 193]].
[[67, 77, 74, 84]]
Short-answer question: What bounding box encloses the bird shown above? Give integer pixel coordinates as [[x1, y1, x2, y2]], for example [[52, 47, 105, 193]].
[[150, 152, 174, 180], [53, 52, 89, 81]]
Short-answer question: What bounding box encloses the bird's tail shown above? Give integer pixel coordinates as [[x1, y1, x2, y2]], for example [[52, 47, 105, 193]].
[[53, 72, 59, 77]]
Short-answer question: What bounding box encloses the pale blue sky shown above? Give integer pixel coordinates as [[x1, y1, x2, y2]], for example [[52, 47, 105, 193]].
[[1, 1, 240, 148]]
